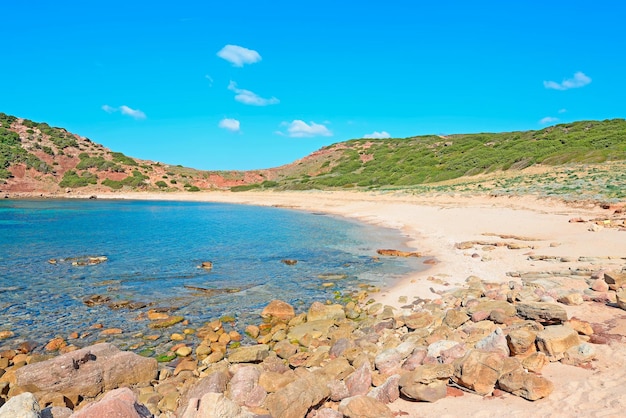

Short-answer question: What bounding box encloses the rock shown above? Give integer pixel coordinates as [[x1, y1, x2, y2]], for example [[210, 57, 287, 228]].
[[444, 310, 469, 329], [281, 259, 298, 265], [287, 319, 334, 343], [468, 300, 517, 317], [452, 350, 504, 396], [567, 318, 594, 336], [264, 372, 330, 418], [308, 408, 343, 418], [536, 325, 580, 359], [367, 374, 400, 404], [403, 311, 434, 330], [328, 380, 350, 401], [258, 371, 296, 393], [245, 325, 260, 339], [273, 339, 298, 360], [521, 352, 549, 373], [376, 249, 421, 257], [45, 337, 66, 352], [338, 395, 394, 418], [200, 261, 213, 270], [228, 344, 269, 363], [557, 293, 584, 306], [14, 343, 157, 400], [426, 340, 459, 361], [475, 327, 510, 355], [176, 346, 193, 357], [227, 366, 266, 408], [329, 338, 353, 359], [400, 364, 454, 385], [82, 294, 111, 307], [497, 369, 553, 401], [148, 315, 184, 328], [400, 379, 447, 402], [617, 289, 626, 311], [261, 300, 296, 323], [562, 343, 596, 365], [0, 392, 40, 418], [178, 370, 231, 415], [345, 363, 372, 397], [307, 302, 345, 322], [181, 392, 252, 418], [374, 348, 403, 375], [402, 348, 426, 371], [604, 271, 626, 291], [0, 331, 14, 340], [174, 357, 197, 375], [70, 387, 151, 418], [41, 406, 72, 418], [507, 328, 537, 357], [515, 302, 568, 324], [591, 279, 609, 292]]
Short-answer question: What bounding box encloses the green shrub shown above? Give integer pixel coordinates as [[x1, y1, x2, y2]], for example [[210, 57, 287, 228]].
[[111, 152, 138, 166], [155, 180, 168, 188], [59, 170, 97, 188]]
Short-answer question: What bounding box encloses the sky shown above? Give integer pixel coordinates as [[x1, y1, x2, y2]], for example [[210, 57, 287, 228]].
[[1, 1, 624, 170]]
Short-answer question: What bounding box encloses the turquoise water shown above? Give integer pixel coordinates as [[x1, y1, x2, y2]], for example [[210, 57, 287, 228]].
[[0, 199, 421, 351]]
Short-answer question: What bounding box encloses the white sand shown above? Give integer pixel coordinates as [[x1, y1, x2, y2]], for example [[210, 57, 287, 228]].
[[96, 190, 626, 417]]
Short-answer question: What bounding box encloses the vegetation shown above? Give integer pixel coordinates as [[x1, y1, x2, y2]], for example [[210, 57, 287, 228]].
[[102, 170, 149, 190], [59, 170, 97, 188], [76, 153, 124, 172], [111, 152, 138, 166], [266, 119, 626, 190], [0, 125, 49, 179], [155, 180, 168, 188]]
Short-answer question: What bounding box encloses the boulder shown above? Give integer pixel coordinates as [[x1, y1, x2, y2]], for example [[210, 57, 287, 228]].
[[307, 302, 346, 322], [516, 302, 568, 324], [264, 372, 330, 418], [338, 395, 394, 418], [227, 345, 269, 363], [227, 366, 266, 408], [177, 370, 230, 416], [0, 392, 40, 418], [376, 249, 420, 257], [497, 369, 553, 401], [14, 343, 156, 400], [70, 387, 151, 418], [403, 312, 434, 330], [399, 364, 454, 385], [261, 300, 295, 322], [536, 326, 580, 358], [557, 293, 584, 306], [367, 374, 400, 404], [604, 271, 626, 291], [475, 327, 510, 355], [444, 310, 469, 329], [345, 364, 372, 397], [400, 379, 447, 402], [258, 371, 296, 393], [452, 350, 504, 396], [521, 352, 549, 373], [374, 348, 403, 375], [308, 408, 343, 418], [507, 328, 537, 357], [181, 392, 252, 418], [287, 319, 335, 343]]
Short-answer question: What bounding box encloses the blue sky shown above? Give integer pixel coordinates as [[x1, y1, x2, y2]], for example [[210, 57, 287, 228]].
[[1, 1, 624, 170]]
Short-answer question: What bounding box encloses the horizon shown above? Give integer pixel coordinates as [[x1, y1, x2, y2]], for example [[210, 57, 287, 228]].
[[1, 1, 624, 171]]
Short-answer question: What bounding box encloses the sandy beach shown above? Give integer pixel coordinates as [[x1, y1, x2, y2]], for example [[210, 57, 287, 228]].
[[82, 189, 626, 418]]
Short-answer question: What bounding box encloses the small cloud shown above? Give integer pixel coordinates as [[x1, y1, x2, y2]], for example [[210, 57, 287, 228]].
[[228, 81, 279, 106], [539, 116, 559, 125], [218, 118, 240, 132], [205, 74, 214, 87], [363, 131, 391, 139], [217, 44, 261, 67], [280, 120, 332, 138], [119, 105, 147, 120], [558, 108, 567, 114], [544, 71, 591, 90], [101, 104, 146, 119]]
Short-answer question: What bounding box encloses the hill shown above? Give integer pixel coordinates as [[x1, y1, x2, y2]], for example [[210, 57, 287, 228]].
[[0, 113, 266, 194], [1, 112, 625, 200]]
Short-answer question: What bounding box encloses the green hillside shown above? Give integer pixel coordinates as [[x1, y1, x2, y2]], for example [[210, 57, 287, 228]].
[[258, 119, 626, 190]]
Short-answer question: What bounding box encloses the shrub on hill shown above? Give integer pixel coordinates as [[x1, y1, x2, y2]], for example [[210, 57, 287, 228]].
[[59, 170, 97, 188]]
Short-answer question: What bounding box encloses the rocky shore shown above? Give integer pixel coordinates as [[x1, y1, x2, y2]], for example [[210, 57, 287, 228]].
[[1, 264, 625, 417]]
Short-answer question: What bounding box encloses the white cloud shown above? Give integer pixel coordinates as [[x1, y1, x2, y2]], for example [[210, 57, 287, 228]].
[[205, 74, 214, 87], [558, 108, 567, 114], [281, 120, 332, 138], [363, 131, 391, 139], [228, 81, 279, 106], [217, 45, 261, 67], [543, 71, 591, 90], [539, 116, 559, 125], [101, 104, 146, 119], [218, 118, 240, 132], [119, 105, 147, 120]]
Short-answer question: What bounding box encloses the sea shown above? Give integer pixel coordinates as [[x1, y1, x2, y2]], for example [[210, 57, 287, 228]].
[[0, 199, 422, 353]]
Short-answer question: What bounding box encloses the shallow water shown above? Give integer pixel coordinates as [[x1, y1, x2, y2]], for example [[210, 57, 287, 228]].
[[0, 199, 422, 352]]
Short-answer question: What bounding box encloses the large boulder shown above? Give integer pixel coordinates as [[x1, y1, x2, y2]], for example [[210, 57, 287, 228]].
[[307, 302, 346, 322], [452, 350, 504, 396], [338, 395, 394, 418], [70, 387, 151, 418], [14, 343, 157, 401], [226, 366, 266, 408], [498, 369, 553, 401], [536, 325, 580, 359], [516, 302, 568, 324], [264, 371, 330, 418], [180, 392, 252, 418], [227, 345, 269, 363]]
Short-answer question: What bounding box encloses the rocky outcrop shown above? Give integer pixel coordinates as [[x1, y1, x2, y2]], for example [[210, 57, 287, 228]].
[[13, 343, 156, 402], [70, 388, 151, 418]]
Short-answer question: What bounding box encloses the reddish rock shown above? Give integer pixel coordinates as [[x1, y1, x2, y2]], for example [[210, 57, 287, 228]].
[[261, 300, 296, 322], [367, 374, 400, 404], [264, 372, 331, 418], [14, 343, 157, 400], [338, 395, 394, 418], [452, 350, 504, 396], [227, 366, 266, 408], [345, 364, 372, 397], [71, 387, 151, 418], [498, 369, 554, 401]]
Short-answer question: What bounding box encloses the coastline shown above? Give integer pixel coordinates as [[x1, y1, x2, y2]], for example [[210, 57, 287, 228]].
[[4, 189, 626, 416]]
